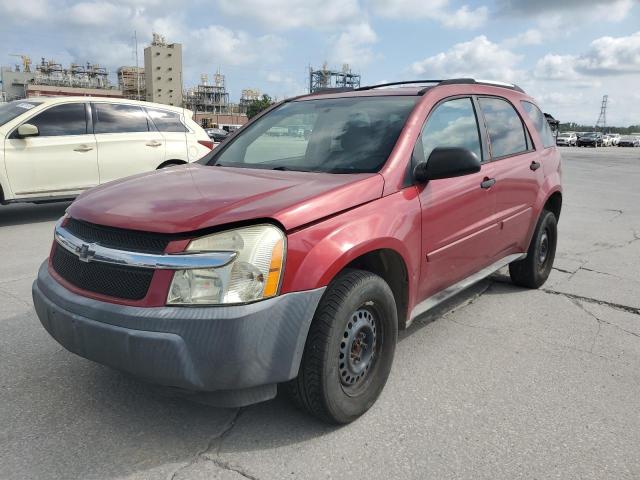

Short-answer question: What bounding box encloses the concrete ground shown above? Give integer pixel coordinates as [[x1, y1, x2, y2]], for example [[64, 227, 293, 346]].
[[1, 146, 639, 480]]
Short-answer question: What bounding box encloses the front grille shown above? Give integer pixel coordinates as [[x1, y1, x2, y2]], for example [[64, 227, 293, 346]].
[[52, 243, 153, 300], [65, 218, 174, 254]]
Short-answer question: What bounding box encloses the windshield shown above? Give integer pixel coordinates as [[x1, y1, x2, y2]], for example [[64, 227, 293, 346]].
[[203, 96, 418, 173], [583, 132, 598, 137], [0, 100, 41, 127]]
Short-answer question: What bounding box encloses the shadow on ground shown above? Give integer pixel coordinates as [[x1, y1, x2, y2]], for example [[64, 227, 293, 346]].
[[0, 202, 70, 227]]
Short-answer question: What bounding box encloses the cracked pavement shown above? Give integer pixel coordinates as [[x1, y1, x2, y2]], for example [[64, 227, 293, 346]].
[[1, 147, 639, 479]]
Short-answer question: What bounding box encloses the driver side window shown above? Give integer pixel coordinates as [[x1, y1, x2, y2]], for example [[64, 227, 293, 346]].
[[420, 97, 482, 163]]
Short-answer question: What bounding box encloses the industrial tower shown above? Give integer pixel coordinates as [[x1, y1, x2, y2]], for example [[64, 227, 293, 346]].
[[595, 95, 608, 132]]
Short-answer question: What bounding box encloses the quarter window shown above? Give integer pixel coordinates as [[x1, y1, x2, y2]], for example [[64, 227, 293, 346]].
[[521, 101, 556, 148], [420, 97, 482, 162], [478, 97, 528, 158], [146, 108, 187, 132], [26, 103, 87, 137], [94, 104, 149, 134]]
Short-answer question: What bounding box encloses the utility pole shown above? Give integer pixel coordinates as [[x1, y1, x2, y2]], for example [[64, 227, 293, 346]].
[[595, 95, 608, 132]]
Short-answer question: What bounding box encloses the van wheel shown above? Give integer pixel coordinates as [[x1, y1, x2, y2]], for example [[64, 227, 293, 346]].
[[285, 269, 397, 424], [509, 209, 557, 289]]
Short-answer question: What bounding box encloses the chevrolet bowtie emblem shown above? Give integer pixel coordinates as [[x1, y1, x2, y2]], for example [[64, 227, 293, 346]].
[[77, 243, 96, 263]]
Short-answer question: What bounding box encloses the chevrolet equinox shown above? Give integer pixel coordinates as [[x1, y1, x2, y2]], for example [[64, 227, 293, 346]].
[[33, 79, 563, 424]]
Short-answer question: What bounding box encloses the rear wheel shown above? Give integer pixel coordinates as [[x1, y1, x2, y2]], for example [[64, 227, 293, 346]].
[[509, 209, 557, 289], [285, 269, 398, 424]]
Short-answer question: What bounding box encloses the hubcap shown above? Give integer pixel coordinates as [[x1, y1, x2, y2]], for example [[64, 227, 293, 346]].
[[339, 308, 377, 388], [539, 230, 549, 265]]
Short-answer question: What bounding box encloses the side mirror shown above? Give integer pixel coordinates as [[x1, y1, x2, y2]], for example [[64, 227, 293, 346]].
[[413, 147, 481, 183], [17, 123, 39, 138]]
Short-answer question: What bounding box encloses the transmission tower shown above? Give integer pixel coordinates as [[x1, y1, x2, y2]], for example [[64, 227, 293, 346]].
[[595, 95, 608, 132]]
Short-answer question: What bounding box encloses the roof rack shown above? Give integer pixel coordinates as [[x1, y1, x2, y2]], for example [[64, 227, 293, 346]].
[[356, 80, 442, 91], [354, 78, 525, 95]]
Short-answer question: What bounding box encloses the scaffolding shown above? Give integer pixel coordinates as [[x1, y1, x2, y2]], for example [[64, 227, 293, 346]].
[[184, 72, 230, 113], [309, 63, 360, 93], [33, 58, 112, 89], [117, 66, 145, 100], [239, 88, 261, 113]]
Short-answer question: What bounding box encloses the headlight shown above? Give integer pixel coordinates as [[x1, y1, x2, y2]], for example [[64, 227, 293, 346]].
[[167, 224, 285, 305]]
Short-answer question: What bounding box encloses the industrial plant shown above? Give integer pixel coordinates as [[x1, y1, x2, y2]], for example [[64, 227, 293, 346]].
[[1, 34, 365, 130]]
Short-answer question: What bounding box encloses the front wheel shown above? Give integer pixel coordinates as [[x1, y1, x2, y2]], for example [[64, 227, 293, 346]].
[[509, 209, 558, 289], [285, 269, 398, 424]]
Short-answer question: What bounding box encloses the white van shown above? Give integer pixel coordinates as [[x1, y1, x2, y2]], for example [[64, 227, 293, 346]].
[[0, 97, 212, 204]]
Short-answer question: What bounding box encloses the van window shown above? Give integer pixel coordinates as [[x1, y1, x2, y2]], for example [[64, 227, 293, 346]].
[[27, 103, 87, 136], [521, 101, 556, 148], [420, 97, 482, 162], [478, 97, 528, 158], [146, 108, 187, 132], [94, 104, 149, 134]]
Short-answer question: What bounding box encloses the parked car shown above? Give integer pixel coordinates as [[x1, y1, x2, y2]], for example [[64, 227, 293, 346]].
[[608, 133, 621, 146], [205, 127, 228, 143], [556, 132, 577, 146], [618, 135, 640, 147], [33, 79, 562, 424], [577, 132, 603, 147], [0, 97, 212, 205], [602, 135, 612, 147]]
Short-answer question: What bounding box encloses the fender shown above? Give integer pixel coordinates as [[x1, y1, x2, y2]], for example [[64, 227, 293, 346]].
[[280, 188, 423, 310]]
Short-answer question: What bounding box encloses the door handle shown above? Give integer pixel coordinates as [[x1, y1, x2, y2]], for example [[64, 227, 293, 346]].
[[530, 161, 541, 171], [146, 140, 163, 147], [480, 177, 496, 189], [73, 145, 94, 152]]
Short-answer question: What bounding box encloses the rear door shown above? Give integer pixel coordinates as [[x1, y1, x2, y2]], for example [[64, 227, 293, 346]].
[[478, 97, 545, 256], [416, 96, 499, 300], [5, 102, 98, 198], [145, 107, 190, 162], [92, 102, 165, 183]]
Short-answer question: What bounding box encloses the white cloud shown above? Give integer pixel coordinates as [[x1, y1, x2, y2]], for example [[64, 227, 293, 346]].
[[534, 31, 640, 80], [0, 0, 49, 21], [217, 0, 361, 29], [411, 36, 523, 82], [371, 0, 488, 28], [190, 26, 285, 67], [329, 22, 378, 68], [67, 2, 129, 26]]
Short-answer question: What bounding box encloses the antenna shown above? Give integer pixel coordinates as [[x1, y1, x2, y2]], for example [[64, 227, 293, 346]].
[[595, 95, 608, 132]]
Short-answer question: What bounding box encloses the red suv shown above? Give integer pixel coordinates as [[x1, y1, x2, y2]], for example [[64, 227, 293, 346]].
[[33, 79, 562, 424]]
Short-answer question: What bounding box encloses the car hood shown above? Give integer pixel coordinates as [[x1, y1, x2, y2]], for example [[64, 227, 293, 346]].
[[67, 164, 384, 233]]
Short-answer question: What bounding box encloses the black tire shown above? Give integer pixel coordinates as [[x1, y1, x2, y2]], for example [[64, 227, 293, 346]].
[[509, 210, 558, 289], [285, 269, 398, 424]]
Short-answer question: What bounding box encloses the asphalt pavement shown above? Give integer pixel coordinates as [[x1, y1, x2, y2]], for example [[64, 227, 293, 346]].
[[1, 146, 639, 479]]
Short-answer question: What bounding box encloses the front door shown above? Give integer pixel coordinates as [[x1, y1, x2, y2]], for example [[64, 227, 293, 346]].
[[5, 102, 99, 198], [416, 97, 499, 301], [92, 102, 165, 184]]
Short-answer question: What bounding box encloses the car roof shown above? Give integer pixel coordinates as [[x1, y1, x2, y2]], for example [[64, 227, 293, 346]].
[[16, 96, 187, 114]]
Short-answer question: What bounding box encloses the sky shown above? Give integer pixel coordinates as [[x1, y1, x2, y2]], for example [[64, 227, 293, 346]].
[[1, 0, 639, 126]]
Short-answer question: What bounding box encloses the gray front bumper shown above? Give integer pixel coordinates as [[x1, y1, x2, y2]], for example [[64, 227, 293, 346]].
[[32, 262, 324, 406]]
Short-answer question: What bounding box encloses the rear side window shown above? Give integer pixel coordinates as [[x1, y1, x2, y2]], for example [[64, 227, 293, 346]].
[[521, 101, 556, 148], [420, 97, 482, 162], [27, 103, 87, 137], [146, 108, 187, 132], [94, 104, 149, 134], [478, 97, 528, 158]]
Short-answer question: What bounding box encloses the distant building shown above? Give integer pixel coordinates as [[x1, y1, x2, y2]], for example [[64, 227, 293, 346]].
[[1, 60, 122, 101], [117, 66, 145, 101], [144, 33, 182, 106]]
